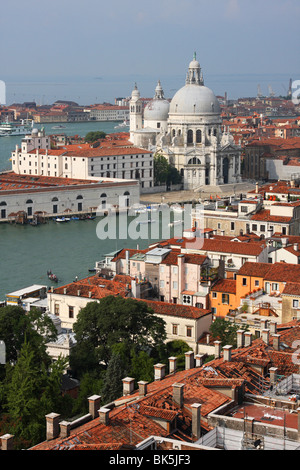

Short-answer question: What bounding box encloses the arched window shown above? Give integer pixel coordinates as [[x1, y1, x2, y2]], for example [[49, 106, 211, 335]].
[[0, 201, 7, 206], [100, 193, 107, 198], [172, 129, 176, 137], [76, 195, 83, 200], [26, 199, 33, 204], [196, 129, 202, 143], [187, 129, 193, 144], [188, 157, 201, 165], [52, 197, 58, 202]]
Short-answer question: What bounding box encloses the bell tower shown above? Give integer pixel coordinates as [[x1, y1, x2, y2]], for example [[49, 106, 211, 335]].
[[129, 83, 143, 143]]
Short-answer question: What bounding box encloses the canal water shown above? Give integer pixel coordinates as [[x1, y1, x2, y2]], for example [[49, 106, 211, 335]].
[[0, 120, 159, 300]]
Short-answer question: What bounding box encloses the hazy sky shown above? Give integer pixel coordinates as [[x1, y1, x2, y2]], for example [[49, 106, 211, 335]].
[[1, 0, 299, 103]]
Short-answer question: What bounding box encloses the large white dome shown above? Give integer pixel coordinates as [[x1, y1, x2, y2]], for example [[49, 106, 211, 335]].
[[169, 84, 221, 116]]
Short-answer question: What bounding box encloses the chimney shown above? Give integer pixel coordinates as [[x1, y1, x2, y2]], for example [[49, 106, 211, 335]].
[[122, 377, 135, 395], [59, 421, 70, 438], [63, 288, 67, 294], [214, 341, 222, 358], [89, 291, 92, 298], [195, 354, 204, 367], [88, 395, 102, 419], [173, 383, 184, 408], [294, 243, 299, 252], [77, 290, 81, 296], [168, 356, 177, 374], [245, 332, 252, 347], [138, 381, 148, 397], [260, 319, 268, 330], [154, 363, 166, 381], [0, 434, 14, 451], [185, 351, 194, 370], [223, 345, 232, 362], [269, 367, 278, 385], [262, 329, 270, 345], [255, 182, 259, 194], [237, 330, 245, 348], [272, 334, 280, 351], [269, 321, 277, 335], [206, 333, 210, 344], [191, 404, 202, 441], [99, 407, 110, 426], [45, 413, 61, 440]]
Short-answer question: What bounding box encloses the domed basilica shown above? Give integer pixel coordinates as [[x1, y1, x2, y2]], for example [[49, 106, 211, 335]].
[[129, 53, 242, 190]]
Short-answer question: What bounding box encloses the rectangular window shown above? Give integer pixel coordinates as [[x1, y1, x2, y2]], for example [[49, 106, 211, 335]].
[[172, 324, 178, 335], [160, 280, 165, 288], [272, 283, 279, 291], [231, 222, 235, 231], [186, 326, 192, 337], [293, 299, 299, 309], [54, 303, 60, 315], [222, 294, 229, 304], [255, 280, 259, 287], [69, 306, 74, 318], [212, 292, 217, 298], [242, 278, 247, 286], [172, 281, 178, 289]]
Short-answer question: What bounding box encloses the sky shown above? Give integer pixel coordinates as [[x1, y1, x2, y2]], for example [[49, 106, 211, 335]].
[[0, 0, 299, 104]]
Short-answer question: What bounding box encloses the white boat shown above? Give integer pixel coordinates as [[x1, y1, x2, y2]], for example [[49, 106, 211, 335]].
[[0, 118, 33, 137], [114, 119, 129, 129], [52, 125, 66, 129]]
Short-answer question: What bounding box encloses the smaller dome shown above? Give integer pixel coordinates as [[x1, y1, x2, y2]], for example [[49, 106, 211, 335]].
[[32, 128, 39, 134], [144, 99, 170, 121]]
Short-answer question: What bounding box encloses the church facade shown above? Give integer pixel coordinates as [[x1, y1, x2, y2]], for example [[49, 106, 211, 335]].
[[129, 54, 242, 190]]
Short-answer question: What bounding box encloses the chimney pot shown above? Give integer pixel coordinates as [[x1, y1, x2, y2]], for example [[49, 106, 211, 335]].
[[185, 351, 194, 370], [0, 434, 14, 451], [269, 367, 278, 384], [195, 354, 204, 367], [223, 345, 232, 362], [237, 330, 245, 348], [245, 332, 252, 347], [262, 329, 270, 345], [154, 364, 166, 381], [122, 377, 135, 395], [214, 340, 222, 358], [173, 383, 184, 408], [272, 334, 280, 351], [88, 394, 101, 419], [269, 321, 277, 335], [46, 413, 61, 440], [168, 356, 177, 374], [191, 403, 202, 441], [138, 381, 148, 397], [59, 421, 70, 438], [99, 407, 110, 426]]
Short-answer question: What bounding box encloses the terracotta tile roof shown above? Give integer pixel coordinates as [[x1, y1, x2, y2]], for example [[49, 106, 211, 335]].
[[142, 299, 211, 320], [250, 209, 292, 223], [237, 261, 272, 278], [237, 261, 300, 283], [282, 282, 300, 295], [211, 279, 236, 294]]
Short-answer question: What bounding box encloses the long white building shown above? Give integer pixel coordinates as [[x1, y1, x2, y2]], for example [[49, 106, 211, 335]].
[[11, 128, 154, 192]]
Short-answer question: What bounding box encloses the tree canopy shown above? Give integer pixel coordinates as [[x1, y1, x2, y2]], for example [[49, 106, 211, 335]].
[[85, 131, 106, 142], [70, 296, 167, 376], [209, 317, 249, 348], [154, 154, 182, 186]]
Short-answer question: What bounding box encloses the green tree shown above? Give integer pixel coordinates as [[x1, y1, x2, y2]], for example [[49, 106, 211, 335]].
[[70, 296, 166, 373], [0, 306, 57, 367], [101, 353, 126, 404], [154, 153, 182, 186], [5, 342, 68, 448], [154, 154, 169, 185], [209, 318, 249, 348], [85, 131, 106, 142]]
